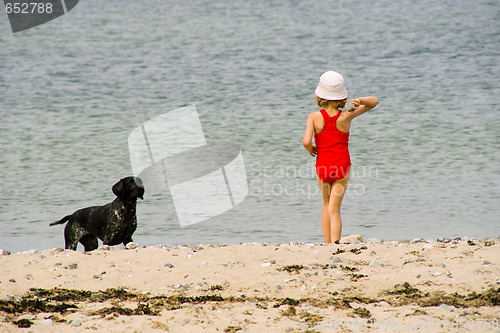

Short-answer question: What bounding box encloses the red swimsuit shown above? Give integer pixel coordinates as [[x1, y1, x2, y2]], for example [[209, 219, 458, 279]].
[[314, 109, 351, 182]]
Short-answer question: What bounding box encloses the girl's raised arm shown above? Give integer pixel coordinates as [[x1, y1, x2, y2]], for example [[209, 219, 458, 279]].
[[345, 96, 379, 119]]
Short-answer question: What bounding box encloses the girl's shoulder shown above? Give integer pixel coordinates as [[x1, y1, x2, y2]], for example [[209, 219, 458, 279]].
[[308, 110, 323, 120], [308, 110, 325, 133]]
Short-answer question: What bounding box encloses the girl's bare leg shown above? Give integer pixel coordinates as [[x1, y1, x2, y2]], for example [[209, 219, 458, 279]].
[[328, 171, 350, 242], [317, 177, 332, 243]]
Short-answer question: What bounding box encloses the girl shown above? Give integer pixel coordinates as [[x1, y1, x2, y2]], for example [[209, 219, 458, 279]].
[[303, 71, 378, 243]]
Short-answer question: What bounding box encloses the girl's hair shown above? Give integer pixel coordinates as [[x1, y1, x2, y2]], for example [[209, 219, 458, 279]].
[[316, 97, 347, 109]]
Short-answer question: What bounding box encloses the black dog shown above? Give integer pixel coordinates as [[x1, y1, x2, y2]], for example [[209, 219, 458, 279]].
[[50, 177, 144, 251]]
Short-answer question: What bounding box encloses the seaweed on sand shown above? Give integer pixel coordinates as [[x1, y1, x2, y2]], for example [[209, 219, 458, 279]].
[[1, 283, 498, 327], [277, 265, 304, 273], [0, 297, 78, 315], [350, 306, 371, 318], [382, 282, 500, 308]]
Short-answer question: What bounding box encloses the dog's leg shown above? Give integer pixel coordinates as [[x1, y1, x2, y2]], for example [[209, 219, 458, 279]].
[[64, 221, 84, 251], [80, 235, 99, 252], [122, 237, 133, 247]]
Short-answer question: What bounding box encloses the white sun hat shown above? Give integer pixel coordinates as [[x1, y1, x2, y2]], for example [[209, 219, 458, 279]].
[[314, 71, 348, 100]]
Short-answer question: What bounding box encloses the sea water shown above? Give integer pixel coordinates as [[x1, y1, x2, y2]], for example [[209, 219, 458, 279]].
[[1, 0, 499, 252]]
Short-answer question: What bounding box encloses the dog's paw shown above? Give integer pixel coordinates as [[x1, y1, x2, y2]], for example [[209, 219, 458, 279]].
[[125, 242, 139, 250]]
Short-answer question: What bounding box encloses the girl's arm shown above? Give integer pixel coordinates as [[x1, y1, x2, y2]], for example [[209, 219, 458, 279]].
[[303, 113, 317, 157], [345, 96, 379, 119]]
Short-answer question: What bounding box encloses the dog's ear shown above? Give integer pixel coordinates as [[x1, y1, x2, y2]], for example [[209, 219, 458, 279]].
[[112, 179, 125, 199]]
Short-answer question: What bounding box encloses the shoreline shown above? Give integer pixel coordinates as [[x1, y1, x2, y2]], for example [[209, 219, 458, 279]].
[[1, 237, 499, 332], [3, 234, 499, 256]]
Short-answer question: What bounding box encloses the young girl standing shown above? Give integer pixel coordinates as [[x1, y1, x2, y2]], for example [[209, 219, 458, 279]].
[[303, 71, 378, 243]]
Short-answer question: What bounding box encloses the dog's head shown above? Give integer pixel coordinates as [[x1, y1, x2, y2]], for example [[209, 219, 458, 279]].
[[112, 177, 145, 203]]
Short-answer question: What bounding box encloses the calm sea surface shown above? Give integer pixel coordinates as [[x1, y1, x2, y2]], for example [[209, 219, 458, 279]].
[[1, 0, 499, 252]]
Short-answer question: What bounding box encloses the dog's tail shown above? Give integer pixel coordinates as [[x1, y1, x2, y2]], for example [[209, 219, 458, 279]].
[[49, 215, 70, 226]]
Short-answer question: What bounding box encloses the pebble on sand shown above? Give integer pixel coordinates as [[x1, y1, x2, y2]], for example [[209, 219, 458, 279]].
[[340, 234, 364, 244]]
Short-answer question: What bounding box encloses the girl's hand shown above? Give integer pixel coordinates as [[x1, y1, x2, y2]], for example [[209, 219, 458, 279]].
[[342, 96, 379, 120], [351, 99, 361, 111], [310, 145, 317, 157]]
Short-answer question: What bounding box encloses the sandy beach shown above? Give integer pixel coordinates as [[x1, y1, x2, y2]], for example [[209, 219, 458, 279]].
[[1, 237, 499, 332]]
